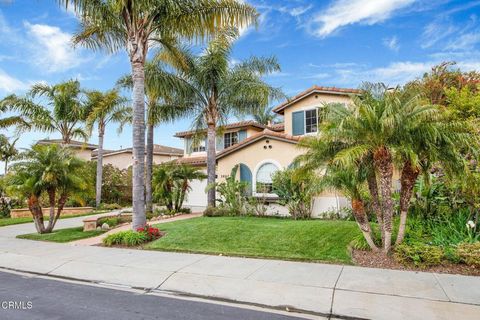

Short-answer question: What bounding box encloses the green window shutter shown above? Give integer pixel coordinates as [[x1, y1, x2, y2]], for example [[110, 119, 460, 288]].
[[292, 111, 305, 136], [216, 135, 224, 151], [238, 130, 247, 142], [239, 164, 252, 195], [185, 137, 192, 154]]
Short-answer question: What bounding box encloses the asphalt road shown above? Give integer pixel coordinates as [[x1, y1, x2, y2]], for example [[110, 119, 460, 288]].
[[0, 271, 308, 320]]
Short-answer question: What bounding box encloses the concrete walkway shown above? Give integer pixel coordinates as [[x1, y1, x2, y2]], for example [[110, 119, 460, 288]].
[[0, 218, 479, 319]]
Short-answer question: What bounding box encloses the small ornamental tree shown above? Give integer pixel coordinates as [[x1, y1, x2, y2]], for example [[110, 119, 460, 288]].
[[7, 145, 87, 234]]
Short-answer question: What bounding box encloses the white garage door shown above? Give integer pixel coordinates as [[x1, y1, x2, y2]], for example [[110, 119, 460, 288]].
[[184, 178, 208, 210]]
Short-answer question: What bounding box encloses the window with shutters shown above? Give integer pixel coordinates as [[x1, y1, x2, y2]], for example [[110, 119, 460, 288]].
[[224, 132, 238, 148], [192, 140, 206, 153], [305, 109, 318, 134]]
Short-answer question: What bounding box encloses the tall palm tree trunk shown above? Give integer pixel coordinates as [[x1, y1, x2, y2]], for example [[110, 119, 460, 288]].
[[28, 195, 45, 234], [206, 122, 217, 207], [396, 161, 420, 245], [374, 146, 394, 252], [351, 198, 378, 251], [131, 60, 147, 230], [95, 126, 105, 208], [145, 122, 154, 213]]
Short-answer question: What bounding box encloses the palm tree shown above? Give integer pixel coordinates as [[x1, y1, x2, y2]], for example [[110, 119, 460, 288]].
[[252, 105, 279, 125], [297, 83, 473, 252], [0, 135, 19, 175], [7, 144, 87, 233], [2, 80, 89, 144], [173, 164, 207, 210], [85, 89, 131, 208], [117, 60, 191, 213], [61, 0, 257, 230], [0, 101, 27, 130], [161, 30, 283, 207]]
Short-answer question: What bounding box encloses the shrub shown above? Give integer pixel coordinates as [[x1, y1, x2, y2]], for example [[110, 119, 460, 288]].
[[203, 206, 231, 217], [136, 226, 161, 241], [394, 243, 444, 267], [103, 230, 147, 247], [100, 203, 122, 211], [214, 166, 248, 216], [272, 168, 318, 220], [96, 217, 121, 228], [457, 242, 480, 267]]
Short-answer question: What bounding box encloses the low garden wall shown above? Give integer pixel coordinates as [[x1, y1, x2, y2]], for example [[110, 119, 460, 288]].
[[10, 207, 94, 218]]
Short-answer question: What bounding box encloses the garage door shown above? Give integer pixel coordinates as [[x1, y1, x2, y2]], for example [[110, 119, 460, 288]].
[[184, 178, 208, 210]]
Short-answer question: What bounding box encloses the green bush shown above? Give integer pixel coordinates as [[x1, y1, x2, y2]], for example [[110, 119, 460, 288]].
[[457, 242, 480, 267], [203, 206, 231, 217], [97, 217, 121, 228], [394, 243, 444, 267], [100, 203, 122, 210], [103, 230, 147, 247]]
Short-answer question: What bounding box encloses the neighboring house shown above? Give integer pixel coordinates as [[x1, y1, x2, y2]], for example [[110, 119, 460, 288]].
[[91, 144, 183, 170], [175, 85, 360, 216], [36, 139, 183, 170], [36, 139, 98, 161]]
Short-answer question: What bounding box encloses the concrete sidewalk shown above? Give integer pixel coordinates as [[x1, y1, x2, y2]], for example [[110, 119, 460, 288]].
[[0, 220, 479, 319]]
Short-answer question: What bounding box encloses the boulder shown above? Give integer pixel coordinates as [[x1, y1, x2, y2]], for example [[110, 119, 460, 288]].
[[101, 223, 110, 231]]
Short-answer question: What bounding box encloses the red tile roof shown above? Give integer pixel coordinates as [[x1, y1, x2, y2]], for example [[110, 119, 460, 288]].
[[176, 156, 207, 166], [273, 85, 360, 114], [174, 120, 268, 138]]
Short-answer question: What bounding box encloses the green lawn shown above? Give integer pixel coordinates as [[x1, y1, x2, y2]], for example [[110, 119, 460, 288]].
[[16, 227, 105, 243], [147, 217, 360, 263], [0, 210, 111, 228]]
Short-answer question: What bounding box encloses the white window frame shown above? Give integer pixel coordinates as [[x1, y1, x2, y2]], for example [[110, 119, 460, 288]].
[[191, 140, 206, 154], [252, 159, 282, 197], [304, 108, 318, 135]]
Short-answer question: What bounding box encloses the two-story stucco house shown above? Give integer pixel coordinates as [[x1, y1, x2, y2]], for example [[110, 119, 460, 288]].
[[175, 85, 361, 216]]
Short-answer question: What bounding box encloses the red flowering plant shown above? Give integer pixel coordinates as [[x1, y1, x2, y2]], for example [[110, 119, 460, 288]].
[[136, 225, 161, 241]]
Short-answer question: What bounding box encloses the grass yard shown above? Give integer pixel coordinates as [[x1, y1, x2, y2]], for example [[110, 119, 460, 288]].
[[148, 217, 360, 263], [0, 210, 111, 228], [16, 226, 105, 243]]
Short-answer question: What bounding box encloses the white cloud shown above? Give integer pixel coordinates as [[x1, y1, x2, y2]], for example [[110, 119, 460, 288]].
[[0, 68, 29, 93], [309, 0, 416, 38], [383, 36, 400, 51], [446, 30, 480, 51], [24, 22, 87, 73]]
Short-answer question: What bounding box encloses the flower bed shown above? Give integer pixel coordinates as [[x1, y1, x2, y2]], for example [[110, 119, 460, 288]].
[[103, 225, 163, 247]]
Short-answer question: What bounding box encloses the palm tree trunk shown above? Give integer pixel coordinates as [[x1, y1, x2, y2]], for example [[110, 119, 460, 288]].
[[50, 193, 68, 232], [395, 161, 420, 245], [351, 198, 378, 251], [145, 122, 154, 214], [95, 126, 104, 208], [28, 195, 45, 234], [367, 171, 384, 243], [131, 60, 147, 230], [45, 189, 56, 233], [374, 146, 394, 252], [206, 123, 217, 207]]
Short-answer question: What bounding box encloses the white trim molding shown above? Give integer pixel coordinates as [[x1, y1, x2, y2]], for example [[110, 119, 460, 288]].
[[252, 159, 283, 197]]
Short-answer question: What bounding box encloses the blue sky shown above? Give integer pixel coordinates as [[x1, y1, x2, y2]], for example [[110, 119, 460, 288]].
[[0, 0, 479, 162]]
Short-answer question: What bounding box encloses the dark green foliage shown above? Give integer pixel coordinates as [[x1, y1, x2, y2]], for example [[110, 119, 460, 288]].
[[103, 230, 148, 247], [101, 164, 132, 205]]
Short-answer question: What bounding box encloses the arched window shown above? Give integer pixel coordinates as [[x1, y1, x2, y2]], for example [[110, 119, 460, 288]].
[[255, 162, 279, 194]]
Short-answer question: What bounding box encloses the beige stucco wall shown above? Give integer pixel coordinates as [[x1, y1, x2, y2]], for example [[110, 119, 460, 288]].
[[283, 93, 352, 136], [72, 148, 93, 161], [217, 137, 303, 183], [101, 152, 178, 170]]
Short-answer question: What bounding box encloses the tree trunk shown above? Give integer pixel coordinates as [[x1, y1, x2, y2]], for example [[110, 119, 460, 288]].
[[367, 171, 384, 243], [50, 193, 68, 232], [131, 60, 147, 230], [206, 123, 217, 207], [28, 195, 45, 234], [45, 189, 56, 233], [395, 161, 420, 245], [178, 180, 189, 211], [145, 122, 154, 214], [373, 146, 394, 252], [351, 198, 378, 251], [95, 125, 105, 208]]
